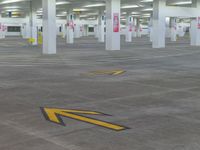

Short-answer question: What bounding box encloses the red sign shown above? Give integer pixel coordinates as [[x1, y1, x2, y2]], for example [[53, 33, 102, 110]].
[[113, 13, 119, 32], [67, 21, 74, 29], [134, 27, 137, 32], [198, 17, 200, 29], [129, 23, 132, 32]]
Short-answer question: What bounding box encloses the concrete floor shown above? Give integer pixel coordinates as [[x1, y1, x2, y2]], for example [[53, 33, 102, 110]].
[[0, 36, 200, 150]]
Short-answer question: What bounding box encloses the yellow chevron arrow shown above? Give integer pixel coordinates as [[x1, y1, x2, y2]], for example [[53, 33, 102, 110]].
[[41, 107, 127, 131], [89, 70, 126, 75]]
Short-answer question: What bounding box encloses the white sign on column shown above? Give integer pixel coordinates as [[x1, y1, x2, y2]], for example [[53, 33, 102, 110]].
[[42, 0, 57, 54], [106, 0, 121, 50]]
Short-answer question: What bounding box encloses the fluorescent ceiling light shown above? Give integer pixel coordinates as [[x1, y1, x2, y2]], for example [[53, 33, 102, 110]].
[[73, 8, 88, 12], [1, 0, 28, 4], [84, 4, 105, 7], [121, 12, 127, 15], [140, 0, 153, 2], [56, 1, 70, 5], [3, 6, 21, 9], [142, 8, 153, 11], [5, 9, 21, 12], [121, 5, 139, 9], [131, 12, 140, 14], [173, 1, 192, 5]]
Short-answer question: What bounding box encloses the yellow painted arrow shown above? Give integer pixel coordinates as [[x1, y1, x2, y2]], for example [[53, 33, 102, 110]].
[[41, 107, 127, 131], [89, 70, 126, 76]]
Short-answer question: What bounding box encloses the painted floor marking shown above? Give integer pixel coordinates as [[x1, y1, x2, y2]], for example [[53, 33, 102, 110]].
[[88, 70, 126, 76], [41, 107, 128, 131]]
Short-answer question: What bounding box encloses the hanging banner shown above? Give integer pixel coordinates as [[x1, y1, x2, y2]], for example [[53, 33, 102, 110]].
[[198, 17, 200, 29], [113, 13, 119, 32]]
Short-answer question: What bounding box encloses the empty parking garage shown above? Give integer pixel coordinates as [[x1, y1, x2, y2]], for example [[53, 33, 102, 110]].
[[0, 0, 200, 150]]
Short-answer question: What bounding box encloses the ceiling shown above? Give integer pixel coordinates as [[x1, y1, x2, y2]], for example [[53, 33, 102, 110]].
[[0, 0, 193, 19]]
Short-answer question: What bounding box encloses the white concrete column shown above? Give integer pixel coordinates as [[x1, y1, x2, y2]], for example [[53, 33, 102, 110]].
[[152, 0, 166, 48], [83, 25, 88, 36], [66, 13, 74, 44], [98, 11, 105, 42], [125, 15, 133, 42], [80, 24, 84, 37], [190, 17, 200, 46], [106, 0, 121, 50], [21, 24, 26, 38], [132, 18, 137, 38], [94, 24, 99, 38], [136, 18, 142, 38], [149, 17, 153, 42], [61, 24, 66, 38], [22, 15, 31, 39], [170, 17, 177, 42], [74, 14, 81, 38], [190, 0, 200, 46], [42, 0, 57, 54], [30, 1, 38, 45], [0, 14, 4, 39]]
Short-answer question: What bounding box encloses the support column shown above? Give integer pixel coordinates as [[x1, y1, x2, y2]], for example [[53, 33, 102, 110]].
[[170, 17, 177, 42], [66, 12, 74, 44], [190, 17, 200, 46], [0, 14, 4, 39], [30, 1, 38, 45], [125, 15, 133, 42], [149, 16, 153, 42], [74, 14, 81, 38], [132, 18, 137, 38], [23, 15, 31, 39], [190, 0, 200, 46], [136, 18, 142, 38], [42, 0, 57, 54], [98, 10, 105, 42], [94, 24, 99, 38], [106, 0, 121, 50], [152, 0, 166, 48], [80, 24, 84, 37], [61, 24, 66, 38], [83, 25, 88, 36]]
